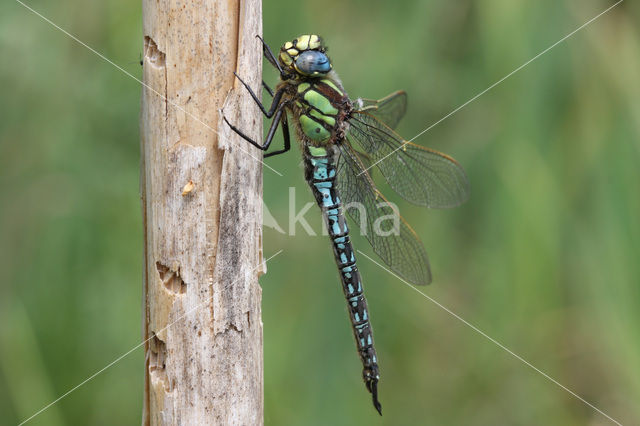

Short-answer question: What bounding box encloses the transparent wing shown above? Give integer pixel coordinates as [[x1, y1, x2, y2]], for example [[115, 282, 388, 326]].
[[336, 142, 431, 286], [355, 91, 407, 130], [348, 111, 470, 208]]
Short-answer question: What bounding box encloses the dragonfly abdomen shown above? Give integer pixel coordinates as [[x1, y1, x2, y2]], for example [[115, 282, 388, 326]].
[[303, 143, 382, 414]]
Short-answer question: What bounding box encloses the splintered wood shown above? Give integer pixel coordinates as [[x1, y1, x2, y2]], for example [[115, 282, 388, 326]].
[[140, 1, 264, 424]]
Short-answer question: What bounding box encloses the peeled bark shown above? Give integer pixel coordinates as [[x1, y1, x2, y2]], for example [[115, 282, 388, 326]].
[[140, 0, 264, 424]]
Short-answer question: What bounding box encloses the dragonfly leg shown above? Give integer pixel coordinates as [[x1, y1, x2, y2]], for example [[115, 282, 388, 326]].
[[264, 115, 291, 158], [223, 103, 285, 154], [256, 35, 285, 77], [262, 80, 274, 97], [234, 72, 283, 118]]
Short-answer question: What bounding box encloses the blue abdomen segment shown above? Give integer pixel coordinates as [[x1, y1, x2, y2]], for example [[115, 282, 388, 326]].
[[334, 235, 355, 267], [327, 209, 349, 240], [303, 143, 381, 409], [341, 264, 363, 297], [314, 181, 341, 208]]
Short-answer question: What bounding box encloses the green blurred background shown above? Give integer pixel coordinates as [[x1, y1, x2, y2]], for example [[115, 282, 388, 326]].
[[1, 0, 639, 424]]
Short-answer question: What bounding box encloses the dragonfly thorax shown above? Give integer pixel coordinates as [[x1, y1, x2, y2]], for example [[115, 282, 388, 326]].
[[290, 77, 352, 145]]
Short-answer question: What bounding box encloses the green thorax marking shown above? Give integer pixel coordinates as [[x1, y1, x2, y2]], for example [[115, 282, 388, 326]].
[[297, 82, 310, 93], [321, 79, 343, 96], [295, 79, 344, 143], [307, 146, 327, 157], [303, 90, 339, 116], [309, 109, 336, 126], [299, 114, 330, 143]]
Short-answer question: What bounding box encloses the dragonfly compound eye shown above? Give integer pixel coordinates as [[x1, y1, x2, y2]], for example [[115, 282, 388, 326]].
[[294, 50, 331, 76]]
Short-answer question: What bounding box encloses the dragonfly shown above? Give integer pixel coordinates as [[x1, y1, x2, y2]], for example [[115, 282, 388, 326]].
[[224, 34, 470, 415]]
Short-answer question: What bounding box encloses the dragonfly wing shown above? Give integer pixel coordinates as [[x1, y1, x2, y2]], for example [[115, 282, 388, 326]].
[[348, 112, 470, 208], [336, 141, 432, 286], [354, 91, 407, 130]]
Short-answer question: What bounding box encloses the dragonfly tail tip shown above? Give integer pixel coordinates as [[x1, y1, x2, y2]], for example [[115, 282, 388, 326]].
[[374, 400, 382, 416], [370, 380, 382, 416]]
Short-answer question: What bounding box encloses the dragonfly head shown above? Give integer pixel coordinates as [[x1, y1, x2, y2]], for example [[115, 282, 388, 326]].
[[279, 34, 332, 78]]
